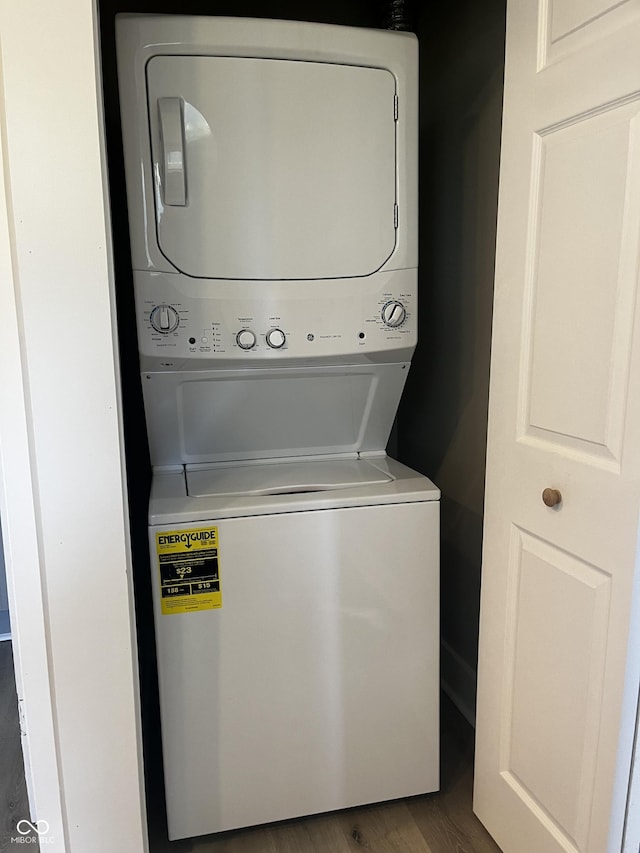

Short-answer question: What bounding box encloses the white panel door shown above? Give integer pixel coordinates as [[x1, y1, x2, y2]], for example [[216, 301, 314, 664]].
[[146, 56, 397, 280], [474, 2, 640, 852]]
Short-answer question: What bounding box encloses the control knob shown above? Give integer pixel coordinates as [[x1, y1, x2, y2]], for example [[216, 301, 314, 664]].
[[236, 329, 257, 350], [266, 328, 286, 349], [381, 300, 407, 328], [150, 303, 180, 334]]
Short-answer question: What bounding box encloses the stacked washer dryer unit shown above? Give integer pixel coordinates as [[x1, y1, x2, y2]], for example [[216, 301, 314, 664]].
[[116, 15, 439, 841]]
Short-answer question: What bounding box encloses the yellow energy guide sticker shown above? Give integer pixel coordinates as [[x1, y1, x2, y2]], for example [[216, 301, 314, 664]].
[[156, 526, 221, 614]]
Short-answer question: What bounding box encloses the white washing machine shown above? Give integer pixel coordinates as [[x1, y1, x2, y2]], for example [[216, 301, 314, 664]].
[[116, 15, 439, 840], [149, 457, 439, 839]]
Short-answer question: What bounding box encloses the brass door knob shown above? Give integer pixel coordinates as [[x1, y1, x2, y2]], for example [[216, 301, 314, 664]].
[[542, 488, 562, 508]]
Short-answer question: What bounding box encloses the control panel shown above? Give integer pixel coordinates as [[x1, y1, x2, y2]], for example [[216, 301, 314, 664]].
[[134, 268, 417, 368]]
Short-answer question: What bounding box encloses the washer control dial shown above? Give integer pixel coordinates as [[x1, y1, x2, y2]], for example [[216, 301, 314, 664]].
[[381, 300, 407, 328], [150, 304, 180, 334], [266, 328, 286, 349], [236, 329, 257, 350]]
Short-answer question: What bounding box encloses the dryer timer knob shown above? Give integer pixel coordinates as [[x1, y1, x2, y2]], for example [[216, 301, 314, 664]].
[[381, 301, 407, 328], [150, 304, 180, 334]]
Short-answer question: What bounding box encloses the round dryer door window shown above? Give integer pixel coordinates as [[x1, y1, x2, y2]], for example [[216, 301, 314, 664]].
[[146, 56, 397, 280]]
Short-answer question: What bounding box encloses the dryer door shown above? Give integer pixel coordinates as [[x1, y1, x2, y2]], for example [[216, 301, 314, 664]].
[[146, 56, 397, 280]]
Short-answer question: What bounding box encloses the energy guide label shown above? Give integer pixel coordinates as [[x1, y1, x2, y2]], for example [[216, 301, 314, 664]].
[[156, 526, 222, 614]]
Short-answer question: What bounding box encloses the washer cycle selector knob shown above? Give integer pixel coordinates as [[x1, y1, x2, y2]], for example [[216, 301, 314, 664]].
[[236, 329, 257, 350], [381, 301, 407, 328], [266, 328, 286, 349], [150, 304, 180, 334]]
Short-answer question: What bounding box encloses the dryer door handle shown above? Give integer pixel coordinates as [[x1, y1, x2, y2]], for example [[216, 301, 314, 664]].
[[158, 97, 186, 206]]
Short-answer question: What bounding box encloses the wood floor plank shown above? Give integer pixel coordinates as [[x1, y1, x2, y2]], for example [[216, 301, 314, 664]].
[[408, 746, 501, 853], [0, 737, 35, 853], [0, 644, 34, 853], [335, 800, 434, 852], [267, 812, 351, 853], [188, 800, 434, 853], [267, 816, 345, 853], [0, 643, 20, 743], [189, 823, 282, 853]]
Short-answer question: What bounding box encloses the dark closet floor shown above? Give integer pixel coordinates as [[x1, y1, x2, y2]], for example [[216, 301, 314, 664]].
[[0, 641, 501, 852], [0, 643, 36, 852]]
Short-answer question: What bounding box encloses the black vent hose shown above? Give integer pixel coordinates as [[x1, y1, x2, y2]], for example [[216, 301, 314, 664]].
[[384, 0, 413, 31]]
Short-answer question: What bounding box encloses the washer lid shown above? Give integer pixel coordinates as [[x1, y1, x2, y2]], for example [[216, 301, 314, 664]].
[[186, 458, 393, 498], [146, 55, 397, 280]]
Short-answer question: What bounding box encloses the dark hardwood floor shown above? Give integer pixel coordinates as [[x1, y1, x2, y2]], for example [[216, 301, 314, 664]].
[[0, 643, 37, 852], [0, 640, 501, 852]]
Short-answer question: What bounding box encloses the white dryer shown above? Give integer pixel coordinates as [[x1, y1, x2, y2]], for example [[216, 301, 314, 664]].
[[116, 15, 439, 841]]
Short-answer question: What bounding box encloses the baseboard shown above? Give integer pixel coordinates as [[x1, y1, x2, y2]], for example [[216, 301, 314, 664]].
[[441, 639, 477, 727]]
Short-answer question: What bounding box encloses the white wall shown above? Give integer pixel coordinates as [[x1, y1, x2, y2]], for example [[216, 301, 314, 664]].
[[0, 2, 147, 851]]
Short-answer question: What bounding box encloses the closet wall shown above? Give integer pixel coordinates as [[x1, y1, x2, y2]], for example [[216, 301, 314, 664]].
[[398, 0, 506, 722]]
